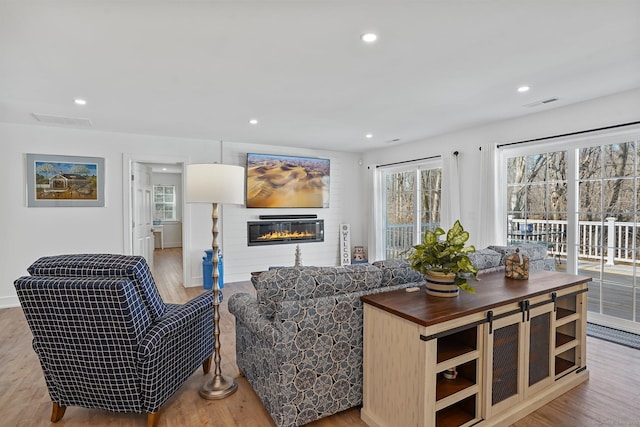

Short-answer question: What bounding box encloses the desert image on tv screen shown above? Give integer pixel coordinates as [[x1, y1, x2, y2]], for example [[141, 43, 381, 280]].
[[246, 154, 330, 208]]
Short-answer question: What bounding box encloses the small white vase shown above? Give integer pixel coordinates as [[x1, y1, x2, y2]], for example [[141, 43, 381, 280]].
[[424, 271, 459, 297]]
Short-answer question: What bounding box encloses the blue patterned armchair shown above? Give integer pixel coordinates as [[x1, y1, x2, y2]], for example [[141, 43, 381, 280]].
[[228, 263, 421, 427], [14, 254, 214, 427]]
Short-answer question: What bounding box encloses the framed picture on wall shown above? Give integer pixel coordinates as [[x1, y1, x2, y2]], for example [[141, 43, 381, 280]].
[[25, 153, 105, 207], [245, 153, 330, 208]]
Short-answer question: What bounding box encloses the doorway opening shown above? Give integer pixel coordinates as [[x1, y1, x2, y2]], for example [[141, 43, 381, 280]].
[[123, 154, 190, 289]]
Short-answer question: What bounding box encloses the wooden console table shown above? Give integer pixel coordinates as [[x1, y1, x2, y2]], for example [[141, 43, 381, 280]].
[[360, 270, 591, 427]]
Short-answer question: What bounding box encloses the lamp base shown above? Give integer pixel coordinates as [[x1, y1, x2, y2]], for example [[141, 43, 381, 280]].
[[199, 374, 238, 400]]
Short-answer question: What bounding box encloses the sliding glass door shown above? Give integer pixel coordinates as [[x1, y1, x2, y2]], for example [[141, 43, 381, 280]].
[[577, 141, 639, 327], [502, 130, 640, 333]]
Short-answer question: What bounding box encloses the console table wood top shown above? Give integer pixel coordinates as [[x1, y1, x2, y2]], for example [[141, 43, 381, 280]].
[[361, 270, 591, 327]]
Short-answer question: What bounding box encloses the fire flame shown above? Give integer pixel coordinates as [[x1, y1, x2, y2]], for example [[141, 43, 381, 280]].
[[257, 230, 316, 240]]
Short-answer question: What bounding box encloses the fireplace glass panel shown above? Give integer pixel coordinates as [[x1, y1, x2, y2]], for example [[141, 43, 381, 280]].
[[247, 220, 324, 246]]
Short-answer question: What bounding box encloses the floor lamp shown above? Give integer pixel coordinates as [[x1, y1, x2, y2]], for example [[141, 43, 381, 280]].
[[186, 163, 244, 399]]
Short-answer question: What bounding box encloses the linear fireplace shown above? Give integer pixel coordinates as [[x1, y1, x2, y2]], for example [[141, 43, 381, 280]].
[[247, 219, 324, 246]]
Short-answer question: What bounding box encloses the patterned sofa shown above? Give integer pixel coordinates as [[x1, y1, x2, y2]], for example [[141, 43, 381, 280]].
[[228, 262, 421, 427], [229, 244, 555, 427], [14, 254, 214, 426], [468, 242, 556, 274]]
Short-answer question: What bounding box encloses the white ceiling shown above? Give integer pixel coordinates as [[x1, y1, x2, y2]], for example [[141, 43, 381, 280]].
[[1, 1, 639, 153]]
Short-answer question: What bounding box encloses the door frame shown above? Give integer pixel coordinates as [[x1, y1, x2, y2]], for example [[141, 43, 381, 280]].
[[122, 153, 192, 288]]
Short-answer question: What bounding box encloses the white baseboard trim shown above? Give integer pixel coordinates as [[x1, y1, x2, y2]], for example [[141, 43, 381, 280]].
[[154, 243, 183, 249], [186, 279, 203, 288], [0, 296, 20, 309]]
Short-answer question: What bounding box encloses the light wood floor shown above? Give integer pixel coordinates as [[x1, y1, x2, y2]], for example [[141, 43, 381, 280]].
[[2, 248, 640, 426]]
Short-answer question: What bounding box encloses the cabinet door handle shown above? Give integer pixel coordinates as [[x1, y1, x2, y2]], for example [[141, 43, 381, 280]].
[[487, 310, 494, 334], [551, 292, 557, 312]]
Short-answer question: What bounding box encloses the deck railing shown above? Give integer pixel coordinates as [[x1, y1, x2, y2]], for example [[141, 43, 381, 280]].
[[511, 218, 637, 265], [385, 222, 439, 259], [385, 219, 637, 264]]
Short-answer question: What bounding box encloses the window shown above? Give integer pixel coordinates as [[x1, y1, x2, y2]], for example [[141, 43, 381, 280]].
[[380, 159, 442, 259], [153, 185, 176, 221], [501, 129, 640, 333]]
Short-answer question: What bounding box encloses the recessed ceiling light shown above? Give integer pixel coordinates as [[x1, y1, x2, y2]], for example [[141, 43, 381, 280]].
[[361, 33, 377, 43], [249, 119, 258, 125], [365, 133, 373, 139], [517, 86, 530, 93], [162, 168, 167, 171], [74, 98, 87, 105]]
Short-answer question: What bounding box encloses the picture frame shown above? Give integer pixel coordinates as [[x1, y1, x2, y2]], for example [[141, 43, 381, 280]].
[[246, 153, 330, 208], [26, 153, 105, 207]]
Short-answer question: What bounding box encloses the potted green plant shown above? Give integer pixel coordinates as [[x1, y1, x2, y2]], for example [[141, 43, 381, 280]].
[[406, 220, 478, 297]]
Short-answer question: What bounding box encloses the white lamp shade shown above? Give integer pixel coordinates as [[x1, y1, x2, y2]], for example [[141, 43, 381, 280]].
[[186, 163, 245, 205]]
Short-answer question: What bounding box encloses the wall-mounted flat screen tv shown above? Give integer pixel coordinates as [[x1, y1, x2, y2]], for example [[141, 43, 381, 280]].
[[246, 153, 330, 208]]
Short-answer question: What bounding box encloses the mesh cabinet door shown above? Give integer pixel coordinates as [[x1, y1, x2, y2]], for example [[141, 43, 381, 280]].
[[528, 311, 552, 387], [492, 322, 520, 405]]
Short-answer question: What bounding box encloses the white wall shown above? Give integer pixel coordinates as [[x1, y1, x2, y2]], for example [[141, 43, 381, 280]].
[[0, 122, 218, 307], [362, 88, 640, 250], [1, 123, 366, 306], [219, 142, 364, 283]]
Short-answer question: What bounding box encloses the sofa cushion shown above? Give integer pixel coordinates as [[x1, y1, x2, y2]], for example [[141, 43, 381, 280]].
[[531, 258, 557, 272], [254, 268, 316, 318], [467, 248, 502, 271], [252, 264, 382, 319], [372, 259, 423, 286], [488, 243, 548, 264]]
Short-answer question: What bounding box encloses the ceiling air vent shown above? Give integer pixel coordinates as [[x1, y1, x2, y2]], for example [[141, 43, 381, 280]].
[[32, 113, 93, 128], [524, 97, 559, 108]]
